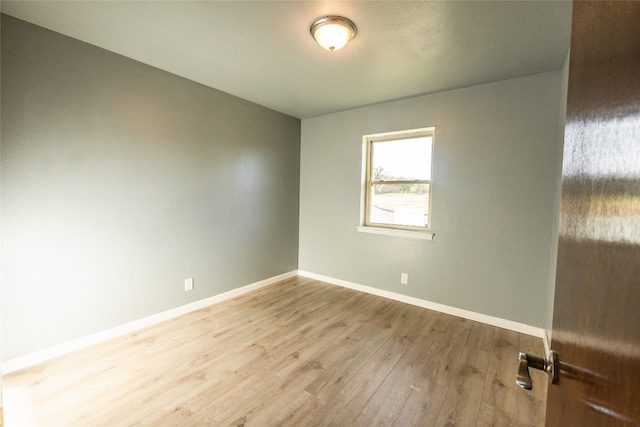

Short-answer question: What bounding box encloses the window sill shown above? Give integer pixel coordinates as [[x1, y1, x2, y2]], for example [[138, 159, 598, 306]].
[[357, 226, 435, 240]]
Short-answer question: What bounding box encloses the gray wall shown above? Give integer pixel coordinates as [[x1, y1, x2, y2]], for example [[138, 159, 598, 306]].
[[1, 15, 300, 360], [299, 70, 566, 328], [544, 52, 570, 341]]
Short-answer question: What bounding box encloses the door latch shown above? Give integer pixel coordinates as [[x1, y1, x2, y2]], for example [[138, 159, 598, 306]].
[[516, 350, 558, 390]]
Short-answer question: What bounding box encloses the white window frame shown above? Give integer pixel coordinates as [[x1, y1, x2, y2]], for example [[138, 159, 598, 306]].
[[358, 127, 435, 240]]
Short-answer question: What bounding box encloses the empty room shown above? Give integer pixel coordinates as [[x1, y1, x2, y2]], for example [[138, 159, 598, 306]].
[[1, 1, 639, 426]]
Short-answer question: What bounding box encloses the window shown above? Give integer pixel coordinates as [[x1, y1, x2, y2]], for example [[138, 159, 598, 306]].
[[361, 128, 434, 237]]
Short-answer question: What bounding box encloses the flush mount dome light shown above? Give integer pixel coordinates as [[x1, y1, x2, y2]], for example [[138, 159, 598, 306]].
[[310, 15, 357, 52]]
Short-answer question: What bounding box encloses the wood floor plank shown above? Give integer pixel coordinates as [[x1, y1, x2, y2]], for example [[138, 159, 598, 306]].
[[391, 377, 449, 426], [434, 341, 490, 426], [323, 304, 430, 426], [481, 327, 521, 419], [3, 276, 547, 426], [194, 311, 364, 425], [303, 308, 397, 403], [351, 327, 438, 426], [266, 390, 324, 426], [476, 401, 518, 426], [467, 321, 496, 352], [418, 314, 473, 387]]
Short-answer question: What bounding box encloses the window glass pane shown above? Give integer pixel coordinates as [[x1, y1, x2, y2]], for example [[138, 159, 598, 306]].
[[372, 137, 432, 181], [369, 183, 429, 227]]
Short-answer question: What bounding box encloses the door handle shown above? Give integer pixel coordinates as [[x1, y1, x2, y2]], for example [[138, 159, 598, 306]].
[[516, 350, 558, 390]]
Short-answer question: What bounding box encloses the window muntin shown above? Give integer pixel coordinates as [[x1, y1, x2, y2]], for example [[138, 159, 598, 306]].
[[364, 128, 434, 232]]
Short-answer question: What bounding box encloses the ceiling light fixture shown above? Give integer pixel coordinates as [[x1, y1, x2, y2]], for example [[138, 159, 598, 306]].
[[310, 15, 357, 52]]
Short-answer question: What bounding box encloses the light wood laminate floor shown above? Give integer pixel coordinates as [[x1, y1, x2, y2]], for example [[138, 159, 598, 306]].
[[3, 276, 547, 426]]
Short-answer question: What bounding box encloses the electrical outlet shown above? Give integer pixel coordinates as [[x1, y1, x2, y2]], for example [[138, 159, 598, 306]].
[[401, 273, 408, 284], [185, 277, 194, 291]]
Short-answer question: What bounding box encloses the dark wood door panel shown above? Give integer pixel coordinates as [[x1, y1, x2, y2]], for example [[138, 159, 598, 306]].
[[546, 1, 640, 425], [550, 239, 640, 425]]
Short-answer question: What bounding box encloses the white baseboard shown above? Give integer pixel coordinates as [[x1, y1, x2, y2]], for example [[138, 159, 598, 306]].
[[298, 270, 546, 340], [4, 270, 546, 375], [2, 271, 298, 375], [542, 329, 552, 356]]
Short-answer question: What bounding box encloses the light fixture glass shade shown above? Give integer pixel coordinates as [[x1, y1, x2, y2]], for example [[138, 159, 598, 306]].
[[310, 16, 357, 52]]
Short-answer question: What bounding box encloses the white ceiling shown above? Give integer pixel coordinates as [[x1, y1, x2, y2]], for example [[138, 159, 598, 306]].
[[1, 1, 573, 119]]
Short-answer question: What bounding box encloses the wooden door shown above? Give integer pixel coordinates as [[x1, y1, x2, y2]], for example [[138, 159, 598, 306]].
[[545, 1, 640, 425]]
